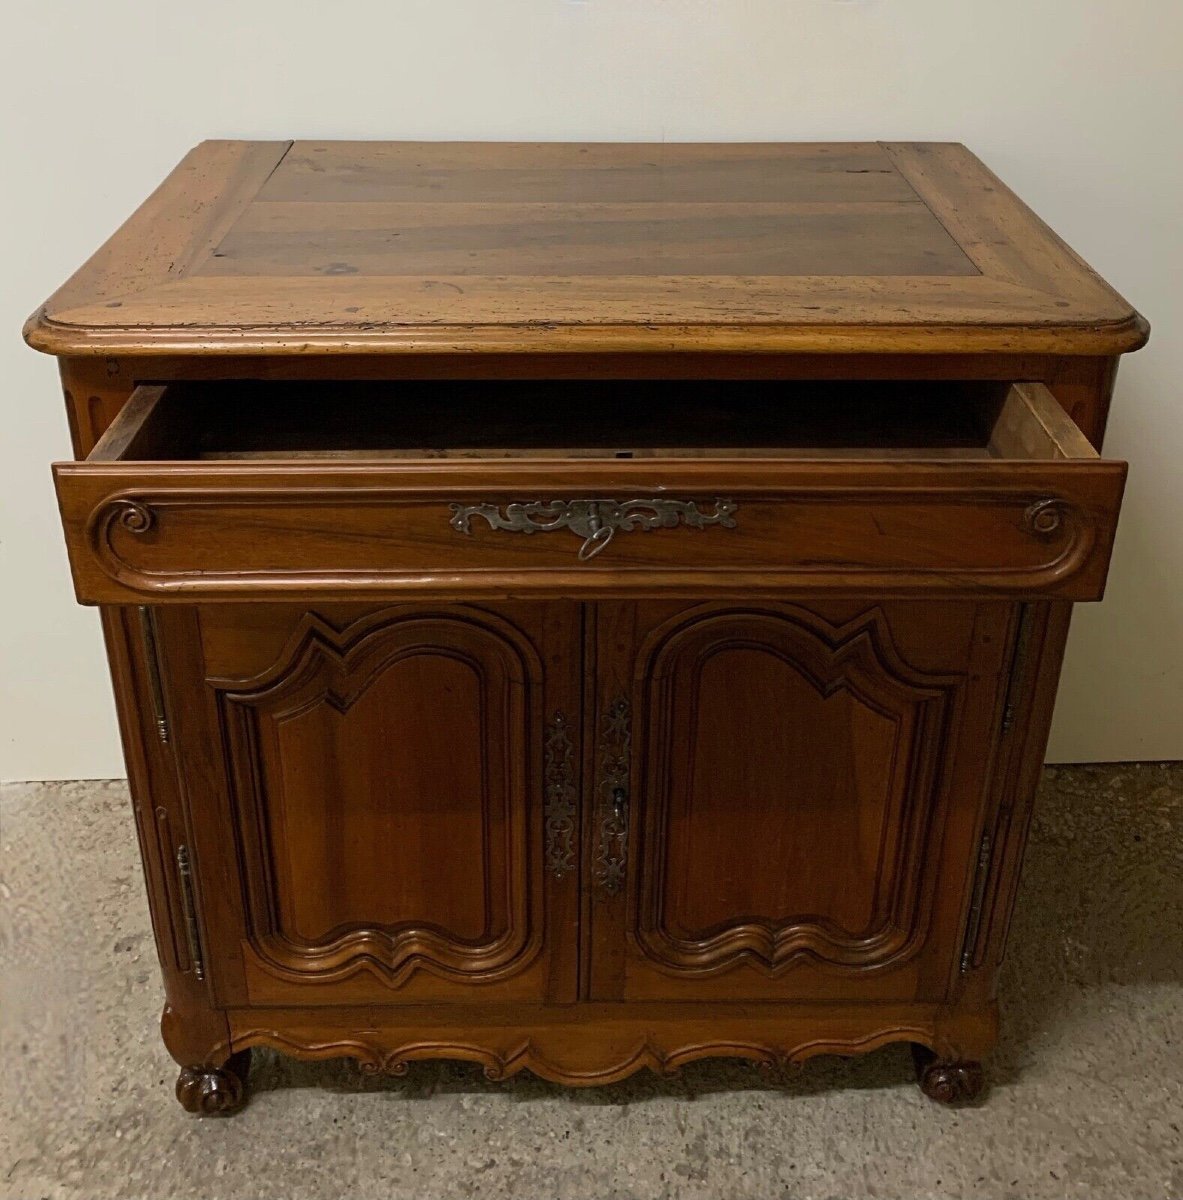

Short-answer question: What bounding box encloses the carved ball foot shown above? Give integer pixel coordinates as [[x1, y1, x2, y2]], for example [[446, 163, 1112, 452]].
[[175, 1048, 252, 1116], [913, 1045, 985, 1105]]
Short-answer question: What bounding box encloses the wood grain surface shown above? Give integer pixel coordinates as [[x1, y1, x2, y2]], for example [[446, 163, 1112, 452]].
[[26, 141, 1147, 357]]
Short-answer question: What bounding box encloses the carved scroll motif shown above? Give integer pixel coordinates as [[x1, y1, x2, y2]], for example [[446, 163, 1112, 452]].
[[1021, 498, 1069, 539]]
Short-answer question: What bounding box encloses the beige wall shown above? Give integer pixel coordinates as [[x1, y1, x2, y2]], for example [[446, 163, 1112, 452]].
[[3, 0, 1180, 780]]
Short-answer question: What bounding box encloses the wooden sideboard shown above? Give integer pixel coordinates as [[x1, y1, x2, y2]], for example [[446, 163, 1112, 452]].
[[26, 141, 1147, 1114]]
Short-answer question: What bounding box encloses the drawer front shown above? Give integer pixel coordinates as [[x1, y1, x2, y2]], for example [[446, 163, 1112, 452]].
[[54, 460, 1125, 603]]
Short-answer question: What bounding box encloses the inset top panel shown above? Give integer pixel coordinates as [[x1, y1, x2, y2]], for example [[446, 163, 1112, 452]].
[[26, 141, 1146, 356]]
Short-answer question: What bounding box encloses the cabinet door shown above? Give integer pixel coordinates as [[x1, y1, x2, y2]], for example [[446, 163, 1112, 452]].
[[586, 600, 1014, 1002], [159, 601, 581, 1007]]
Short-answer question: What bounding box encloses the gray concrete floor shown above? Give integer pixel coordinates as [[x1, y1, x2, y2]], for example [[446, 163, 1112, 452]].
[[1, 765, 1181, 1200]]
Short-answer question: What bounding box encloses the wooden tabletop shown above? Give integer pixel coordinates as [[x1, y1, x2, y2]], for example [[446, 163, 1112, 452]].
[[26, 141, 1147, 357]]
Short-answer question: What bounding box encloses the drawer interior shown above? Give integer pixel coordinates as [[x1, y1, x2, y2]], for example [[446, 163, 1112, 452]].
[[91, 380, 1098, 464]]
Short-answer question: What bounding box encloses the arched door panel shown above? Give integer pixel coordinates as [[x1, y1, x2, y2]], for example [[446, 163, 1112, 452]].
[[587, 601, 1011, 1003], [163, 602, 581, 1006]]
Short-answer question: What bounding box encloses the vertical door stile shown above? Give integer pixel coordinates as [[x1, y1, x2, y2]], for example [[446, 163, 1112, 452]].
[[583, 602, 635, 1001], [539, 601, 584, 1004], [577, 602, 598, 1000]]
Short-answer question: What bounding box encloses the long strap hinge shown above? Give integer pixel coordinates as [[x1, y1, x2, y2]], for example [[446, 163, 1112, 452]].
[[959, 831, 994, 974], [175, 844, 206, 981], [137, 606, 170, 743], [1000, 604, 1033, 735]]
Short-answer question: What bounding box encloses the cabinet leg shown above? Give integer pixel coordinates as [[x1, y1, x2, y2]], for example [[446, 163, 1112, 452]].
[[912, 1044, 985, 1105], [175, 1048, 252, 1116]]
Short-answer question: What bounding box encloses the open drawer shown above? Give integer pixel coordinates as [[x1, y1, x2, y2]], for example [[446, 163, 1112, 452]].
[[53, 379, 1126, 603]]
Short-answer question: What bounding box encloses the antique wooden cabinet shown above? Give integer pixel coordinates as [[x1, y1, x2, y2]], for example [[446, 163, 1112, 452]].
[[26, 141, 1147, 1114]]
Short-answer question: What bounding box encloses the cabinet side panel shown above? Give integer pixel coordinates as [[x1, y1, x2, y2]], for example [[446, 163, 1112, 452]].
[[59, 358, 234, 1068], [954, 601, 1074, 1004]]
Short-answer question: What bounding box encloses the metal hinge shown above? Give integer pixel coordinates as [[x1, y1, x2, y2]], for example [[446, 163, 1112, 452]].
[[175, 844, 205, 981], [593, 695, 631, 897], [999, 604, 1033, 735], [959, 831, 994, 973], [543, 711, 577, 880], [137, 606, 170, 743]]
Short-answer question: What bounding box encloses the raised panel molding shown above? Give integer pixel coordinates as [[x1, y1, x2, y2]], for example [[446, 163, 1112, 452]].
[[213, 606, 544, 989], [633, 604, 963, 978]]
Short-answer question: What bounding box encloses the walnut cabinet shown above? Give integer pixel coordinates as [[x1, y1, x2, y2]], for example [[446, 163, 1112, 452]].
[[27, 141, 1146, 1112]]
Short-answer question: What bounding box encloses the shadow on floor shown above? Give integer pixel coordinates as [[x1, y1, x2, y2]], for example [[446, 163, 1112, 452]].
[[985, 762, 1183, 1089]]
